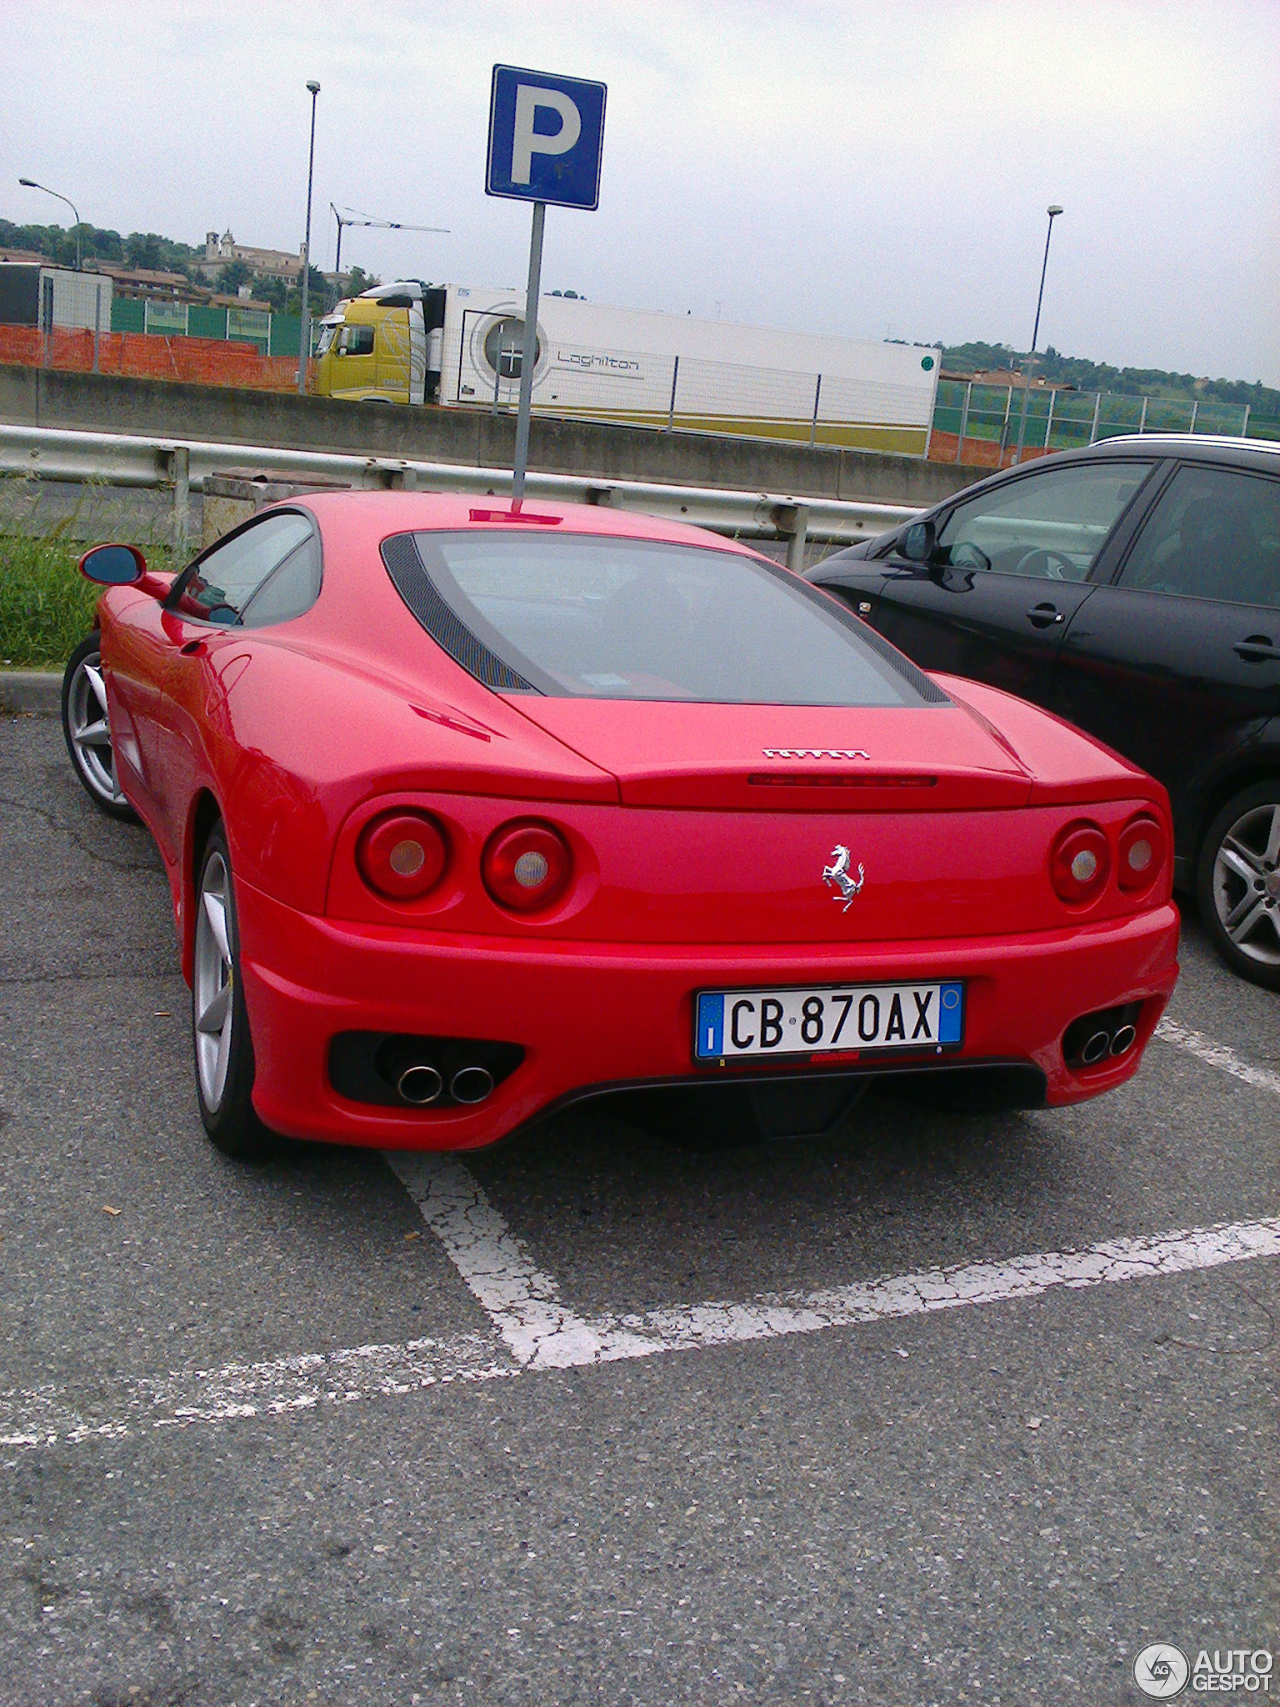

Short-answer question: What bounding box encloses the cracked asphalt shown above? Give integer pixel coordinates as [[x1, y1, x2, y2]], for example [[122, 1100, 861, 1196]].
[[1, 710, 1277, 1706]]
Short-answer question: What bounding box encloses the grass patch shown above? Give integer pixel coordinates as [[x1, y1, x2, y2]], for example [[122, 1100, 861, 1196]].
[[0, 526, 175, 668]]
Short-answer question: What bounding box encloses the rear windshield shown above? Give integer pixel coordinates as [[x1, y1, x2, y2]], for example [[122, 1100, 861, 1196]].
[[388, 530, 939, 707]]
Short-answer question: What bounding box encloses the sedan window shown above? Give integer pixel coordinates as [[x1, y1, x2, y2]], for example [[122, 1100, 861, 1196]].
[[935, 461, 1151, 581], [1118, 465, 1280, 610], [169, 512, 315, 624]]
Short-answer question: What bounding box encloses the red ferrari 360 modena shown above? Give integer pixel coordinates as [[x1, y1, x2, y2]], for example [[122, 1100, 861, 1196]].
[[62, 493, 1179, 1158]]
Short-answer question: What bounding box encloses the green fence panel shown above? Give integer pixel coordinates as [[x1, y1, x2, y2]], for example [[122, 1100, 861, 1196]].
[[110, 297, 145, 335], [188, 306, 228, 341], [269, 314, 301, 358], [227, 307, 270, 354]]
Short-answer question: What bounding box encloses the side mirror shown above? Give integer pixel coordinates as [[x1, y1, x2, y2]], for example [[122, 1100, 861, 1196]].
[[78, 543, 147, 586], [899, 520, 936, 564]]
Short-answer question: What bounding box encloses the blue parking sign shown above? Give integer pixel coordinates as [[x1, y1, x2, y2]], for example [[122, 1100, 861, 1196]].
[[487, 65, 607, 210]]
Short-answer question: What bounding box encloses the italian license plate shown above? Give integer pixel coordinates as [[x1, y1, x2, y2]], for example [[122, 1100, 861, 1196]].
[[694, 980, 964, 1062]]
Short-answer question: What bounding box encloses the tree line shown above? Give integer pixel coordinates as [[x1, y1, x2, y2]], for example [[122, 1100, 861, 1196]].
[[0, 219, 379, 316], [938, 338, 1278, 416]]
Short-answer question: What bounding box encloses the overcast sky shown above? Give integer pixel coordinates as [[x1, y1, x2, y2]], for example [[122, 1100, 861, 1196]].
[[3, 0, 1277, 384]]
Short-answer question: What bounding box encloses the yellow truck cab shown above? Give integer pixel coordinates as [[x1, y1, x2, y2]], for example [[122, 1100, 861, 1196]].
[[314, 281, 446, 404]]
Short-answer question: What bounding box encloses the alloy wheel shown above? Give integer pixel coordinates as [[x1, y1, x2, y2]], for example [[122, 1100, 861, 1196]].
[[1211, 800, 1280, 971], [67, 648, 127, 809], [194, 851, 236, 1113]]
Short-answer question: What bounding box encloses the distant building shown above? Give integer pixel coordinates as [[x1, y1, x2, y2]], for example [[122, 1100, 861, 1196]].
[[941, 367, 1072, 390], [197, 230, 305, 285]]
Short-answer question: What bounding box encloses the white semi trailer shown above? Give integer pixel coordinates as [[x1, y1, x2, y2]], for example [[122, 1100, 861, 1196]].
[[315, 281, 940, 456]]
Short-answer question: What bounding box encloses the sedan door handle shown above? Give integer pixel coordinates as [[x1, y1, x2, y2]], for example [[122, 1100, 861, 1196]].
[[180, 638, 208, 657], [1026, 603, 1065, 628], [1234, 636, 1280, 663]]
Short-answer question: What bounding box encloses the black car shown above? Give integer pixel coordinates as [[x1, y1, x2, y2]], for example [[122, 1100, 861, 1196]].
[[809, 436, 1280, 989]]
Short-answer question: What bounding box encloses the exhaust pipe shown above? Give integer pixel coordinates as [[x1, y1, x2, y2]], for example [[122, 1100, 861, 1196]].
[[1081, 1030, 1112, 1065], [397, 1063, 444, 1105], [1110, 1024, 1137, 1057], [450, 1065, 495, 1105]]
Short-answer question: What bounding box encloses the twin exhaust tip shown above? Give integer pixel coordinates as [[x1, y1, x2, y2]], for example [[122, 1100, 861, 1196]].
[[396, 1062, 495, 1106], [1079, 1022, 1138, 1066]]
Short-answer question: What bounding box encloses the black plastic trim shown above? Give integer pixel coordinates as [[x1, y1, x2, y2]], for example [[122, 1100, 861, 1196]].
[[381, 534, 537, 691]]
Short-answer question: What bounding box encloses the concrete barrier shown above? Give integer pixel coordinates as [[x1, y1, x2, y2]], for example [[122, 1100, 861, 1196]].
[[0, 363, 978, 509]]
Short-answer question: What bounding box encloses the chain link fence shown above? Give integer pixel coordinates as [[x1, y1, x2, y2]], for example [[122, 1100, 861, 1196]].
[[932, 378, 1278, 468]]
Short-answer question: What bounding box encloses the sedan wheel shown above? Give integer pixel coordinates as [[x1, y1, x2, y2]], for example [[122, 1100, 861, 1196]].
[[1198, 783, 1280, 991], [193, 827, 274, 1159], [60, 635, 135, 820]]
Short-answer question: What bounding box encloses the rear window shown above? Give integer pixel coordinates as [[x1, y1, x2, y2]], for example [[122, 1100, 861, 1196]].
[[384, 530, 943, 706]]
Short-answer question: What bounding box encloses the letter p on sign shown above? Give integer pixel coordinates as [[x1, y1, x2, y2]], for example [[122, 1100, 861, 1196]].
[[487, 65, 607, 210], [511, 86, 581, 184]]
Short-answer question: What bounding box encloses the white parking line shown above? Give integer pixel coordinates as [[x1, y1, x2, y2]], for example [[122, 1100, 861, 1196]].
[[1155, 1017, 1280, 1097], [386, 1153, 659, 1368], [0, 1332, 513, 1451], [7, 1214, 1275, 1451]]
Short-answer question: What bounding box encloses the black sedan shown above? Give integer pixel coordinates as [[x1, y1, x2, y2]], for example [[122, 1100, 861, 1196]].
[[809, 435, 1280, 989]]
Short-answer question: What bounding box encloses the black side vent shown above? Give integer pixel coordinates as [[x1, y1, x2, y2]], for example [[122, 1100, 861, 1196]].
[[381, 534, 536, 692]]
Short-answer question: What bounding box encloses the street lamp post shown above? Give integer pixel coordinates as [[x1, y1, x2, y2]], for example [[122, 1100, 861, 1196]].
[[298, 80, 321, 395], [18, 177, 82, 270], [1012, 204, 1064, 466]]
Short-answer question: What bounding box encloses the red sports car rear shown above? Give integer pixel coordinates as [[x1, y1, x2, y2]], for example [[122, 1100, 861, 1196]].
[[69, 493, 1179, 1157]]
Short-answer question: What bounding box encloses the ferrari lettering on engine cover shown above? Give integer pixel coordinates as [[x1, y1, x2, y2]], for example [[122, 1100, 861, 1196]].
[[761, 748, 871, 760]]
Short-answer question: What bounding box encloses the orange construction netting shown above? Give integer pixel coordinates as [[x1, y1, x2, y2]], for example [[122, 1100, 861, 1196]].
[[0, 325, 312, 393], [927, 429, 1051, 468]]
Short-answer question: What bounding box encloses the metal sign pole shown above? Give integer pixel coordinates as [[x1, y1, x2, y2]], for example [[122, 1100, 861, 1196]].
[[511, 200, 546, 503]]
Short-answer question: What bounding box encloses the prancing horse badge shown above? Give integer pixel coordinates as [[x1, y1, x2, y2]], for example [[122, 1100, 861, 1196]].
[[822, 845, 865, 911]]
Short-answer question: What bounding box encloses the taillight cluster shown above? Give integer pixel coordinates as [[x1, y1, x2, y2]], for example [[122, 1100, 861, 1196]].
[[354, 809, 574, 914], [481, 821, 572, 912], [1049, 813, 1166, 907], [357, 810, 449, 900]]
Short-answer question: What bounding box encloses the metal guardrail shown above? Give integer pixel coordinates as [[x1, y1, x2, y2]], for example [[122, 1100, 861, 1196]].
[[0, 424, 919, 567]]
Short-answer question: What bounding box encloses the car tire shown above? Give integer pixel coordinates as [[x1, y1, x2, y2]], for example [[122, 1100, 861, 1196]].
[[1196, 780, 1280, 991], [193, 825, 276, 1160], [61, 634, 137, 821]]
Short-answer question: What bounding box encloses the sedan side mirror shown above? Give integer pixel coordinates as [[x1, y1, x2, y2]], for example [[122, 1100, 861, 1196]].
[[78, 543, 147, 585], [899, 520, 936, 564]]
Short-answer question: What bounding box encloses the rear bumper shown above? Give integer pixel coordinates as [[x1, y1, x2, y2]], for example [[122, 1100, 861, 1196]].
[[234, 882, 1179, 1149]]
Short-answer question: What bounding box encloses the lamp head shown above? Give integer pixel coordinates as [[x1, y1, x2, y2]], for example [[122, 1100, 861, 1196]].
[[306, 79, 321, 94], [1047, 204, 1064, 217], [18, 177, 36, 187]]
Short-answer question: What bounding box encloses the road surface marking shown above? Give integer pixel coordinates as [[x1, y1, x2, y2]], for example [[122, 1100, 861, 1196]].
[[1155, 1017, 1280, 1098], [386, 1153, 659, 1368], [5, 1213, 1276, 1451], [0, 1332, 512, 1451]]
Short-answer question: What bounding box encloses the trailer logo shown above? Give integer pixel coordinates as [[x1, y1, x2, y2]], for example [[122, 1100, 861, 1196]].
[[556, 350, 643, 375]]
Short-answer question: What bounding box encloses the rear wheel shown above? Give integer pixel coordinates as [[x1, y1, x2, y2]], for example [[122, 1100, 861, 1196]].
[[61, 634, 135, 820], [193, 826, 275, 1159], [1197, 782, 1280, 990]]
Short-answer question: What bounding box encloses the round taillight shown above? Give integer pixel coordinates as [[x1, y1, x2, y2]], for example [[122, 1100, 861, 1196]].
[[482, 821, 572, 913], [1118, 815, 1165, 892], [356, 810, 448, 900], [1050, 822, 1111, 905]]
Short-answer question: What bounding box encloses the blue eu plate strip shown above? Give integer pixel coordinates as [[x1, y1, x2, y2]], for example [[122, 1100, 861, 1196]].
[[697, 993, 725, 1059], [938, 981, 964, 1044]]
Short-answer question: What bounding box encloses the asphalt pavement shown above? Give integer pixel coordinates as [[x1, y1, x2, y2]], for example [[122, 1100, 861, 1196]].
[[0, 709, 1276, 1706]]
